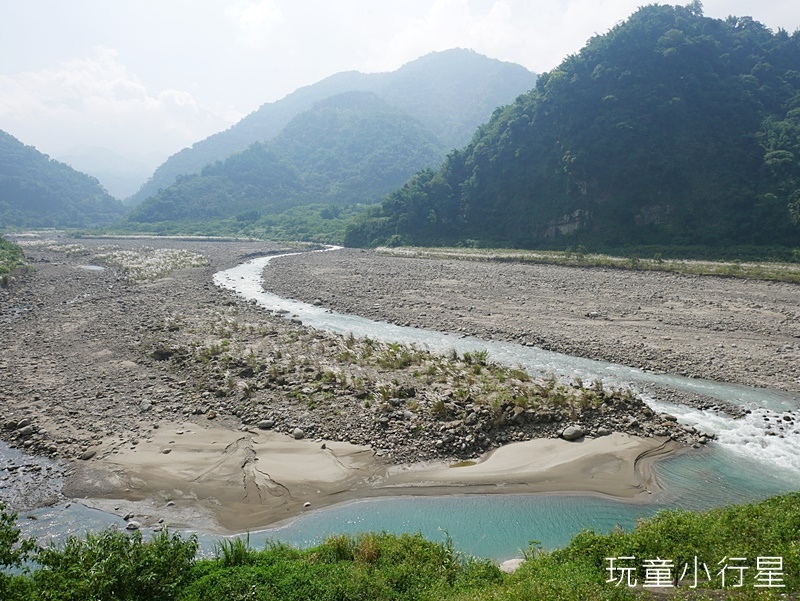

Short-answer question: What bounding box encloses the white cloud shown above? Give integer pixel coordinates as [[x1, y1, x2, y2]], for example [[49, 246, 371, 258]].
[[0, 46, 230, 159], [225, 0, 284, 49]]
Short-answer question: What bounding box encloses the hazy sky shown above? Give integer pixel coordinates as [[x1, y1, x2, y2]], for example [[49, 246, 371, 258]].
[[1, 0, 797, 167]]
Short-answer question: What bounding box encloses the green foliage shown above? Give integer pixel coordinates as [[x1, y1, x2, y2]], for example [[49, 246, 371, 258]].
[[4, 493, 800, 599], [182, 532, 501, 601], [0, 130, 125, 228], [111, 203, 366, 244], [128, 49, 535, 206], [214, 534, 257, 568], [552, 492, 800, 591], [31, 529, 198, 601], [347, 4, 800, 251], [0, 505, 37, 600], [126, 92, 446, 228], [0, 237, 25, 279]]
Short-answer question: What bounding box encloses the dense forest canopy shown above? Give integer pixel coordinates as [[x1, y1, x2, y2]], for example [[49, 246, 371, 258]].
[[124, 92, 446, 225], [345, 3, 800, 250], [0, 130, 125, 229], [127, 49, 536, 206]]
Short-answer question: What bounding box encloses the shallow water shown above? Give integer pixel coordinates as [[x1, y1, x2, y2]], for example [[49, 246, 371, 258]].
[[5, 248, 798, 560]]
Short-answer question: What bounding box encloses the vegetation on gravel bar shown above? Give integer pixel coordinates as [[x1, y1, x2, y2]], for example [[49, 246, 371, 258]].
[[0, 237, 25, 280], [378, 245, 800, 284]]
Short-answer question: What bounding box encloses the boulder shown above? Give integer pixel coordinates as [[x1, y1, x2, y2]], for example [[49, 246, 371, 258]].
[[258, 419, 275, 430], [499, 558, 525, 574], [560, 425, 584, 441], [293, 428, 305, 440]]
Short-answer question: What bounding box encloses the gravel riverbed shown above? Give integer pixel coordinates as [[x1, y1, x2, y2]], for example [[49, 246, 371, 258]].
[[2, 237, 798, 513]]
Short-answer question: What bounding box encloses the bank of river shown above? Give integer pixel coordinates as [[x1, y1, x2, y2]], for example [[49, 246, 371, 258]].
[[2, 238, 799, 560]]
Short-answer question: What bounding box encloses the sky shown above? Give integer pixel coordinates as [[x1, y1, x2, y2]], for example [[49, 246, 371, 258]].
[[1, 0, 797, 176]]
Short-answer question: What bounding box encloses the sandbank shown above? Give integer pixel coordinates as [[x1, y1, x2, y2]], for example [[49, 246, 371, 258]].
[[68, 423, 675, 533]]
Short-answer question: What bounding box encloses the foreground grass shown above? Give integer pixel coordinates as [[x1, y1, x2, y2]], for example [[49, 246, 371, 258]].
[[2, 492, 798, 600], [0, 236, 26, 281], [378, 246, 800, 284]]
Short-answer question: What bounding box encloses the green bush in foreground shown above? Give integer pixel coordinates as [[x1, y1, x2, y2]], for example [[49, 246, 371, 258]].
[[0, 236, 25, 279], [26, 528, 197, 601], [182, 532, 502, 601], [2, 493, 798, 600], [552, 492, 800, 593]]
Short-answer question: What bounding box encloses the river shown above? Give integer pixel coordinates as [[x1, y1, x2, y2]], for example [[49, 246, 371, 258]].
[[5, 248, 799, 560]]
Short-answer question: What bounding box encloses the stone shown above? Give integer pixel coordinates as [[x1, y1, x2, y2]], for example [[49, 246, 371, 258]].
[[293, 428, 305, 440], [258, 419, 274, 430], [499, 558, 525, 574], [125, 520, 141, 531], [79, 450, 96, 460], [560, 425, 584, 441], [17, 425, 36, 438], [596, 427, 612, 437]]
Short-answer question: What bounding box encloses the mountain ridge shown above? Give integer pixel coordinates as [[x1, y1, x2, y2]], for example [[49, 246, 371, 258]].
[[345, 5, 800, 250], [0, 130, 126, 229], [127, 49, 536, 205]]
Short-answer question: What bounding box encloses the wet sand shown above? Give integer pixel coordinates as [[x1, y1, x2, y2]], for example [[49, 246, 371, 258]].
[[70, 424, 670, 532]]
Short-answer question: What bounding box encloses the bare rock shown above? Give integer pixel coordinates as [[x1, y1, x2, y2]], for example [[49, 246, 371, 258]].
[[560, 425, 584, 441]]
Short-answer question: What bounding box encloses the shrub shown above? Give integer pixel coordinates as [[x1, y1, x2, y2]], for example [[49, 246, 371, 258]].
[[31, 528, 198, 601]]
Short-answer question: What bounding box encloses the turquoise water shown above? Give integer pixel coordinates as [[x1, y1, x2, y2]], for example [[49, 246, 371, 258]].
[[11, 444, 794, 561], [219, 443, 796, 561], [6, 248, 798, 560]]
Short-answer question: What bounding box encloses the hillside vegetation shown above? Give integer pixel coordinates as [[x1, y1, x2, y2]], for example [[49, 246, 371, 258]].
[[345, 3, 800, 251], [128, 49, 536, 206], [2, 492, 798, 599], [125, 92, 445, 227], [0, 131, 125, 229]]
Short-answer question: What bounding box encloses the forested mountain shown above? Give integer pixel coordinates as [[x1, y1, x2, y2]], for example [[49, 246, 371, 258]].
[[124, 92, 445, 224], [127, 49, 536, 205], [0, 130, 125, 229], [345, 3, 800, 250]]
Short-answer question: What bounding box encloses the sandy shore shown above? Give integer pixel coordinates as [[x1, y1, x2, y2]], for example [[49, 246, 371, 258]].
[[68, 422, 670, 532], [3, 234, 786, 534]]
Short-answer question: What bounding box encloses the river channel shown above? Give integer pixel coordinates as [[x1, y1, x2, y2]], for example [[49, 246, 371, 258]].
[[6, 248, 800, 560]]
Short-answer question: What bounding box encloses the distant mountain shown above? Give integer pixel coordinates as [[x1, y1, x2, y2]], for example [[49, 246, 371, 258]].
[[0, 130, 125, 229], [125, 92, 446, 223], [346, 4, 800, 249], [128, 49, 536, 205], [58, 146, 165, 200]]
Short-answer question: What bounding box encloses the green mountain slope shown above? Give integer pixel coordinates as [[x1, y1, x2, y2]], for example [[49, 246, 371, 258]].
[[125, 92, 445, 224], [127, 49, 535, 205], [0, 130, 125, 229], [346, 4, 800, 250]]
